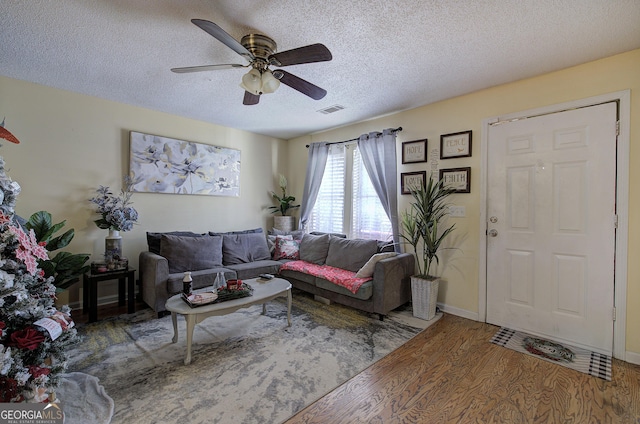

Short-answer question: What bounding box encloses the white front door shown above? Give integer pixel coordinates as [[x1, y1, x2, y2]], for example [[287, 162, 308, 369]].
[[486, 102, 617, 354]]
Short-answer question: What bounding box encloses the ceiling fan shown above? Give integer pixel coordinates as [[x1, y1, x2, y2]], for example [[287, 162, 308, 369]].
[[171, 19, 332, 105]]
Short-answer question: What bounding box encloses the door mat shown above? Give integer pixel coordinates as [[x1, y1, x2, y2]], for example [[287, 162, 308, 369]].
[[490, 327, 612, 381]]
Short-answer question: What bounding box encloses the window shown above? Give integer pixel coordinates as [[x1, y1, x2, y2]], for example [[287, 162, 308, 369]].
[[308, 143, 392, 241]]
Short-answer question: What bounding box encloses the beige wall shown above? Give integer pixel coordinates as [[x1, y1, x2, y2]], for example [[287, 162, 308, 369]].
[[1, 48, 638, 357], [0, 76, 287, 303], [288, 49, 640, 357]]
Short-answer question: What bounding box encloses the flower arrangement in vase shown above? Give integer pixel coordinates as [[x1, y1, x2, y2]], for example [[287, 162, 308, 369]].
[[89, 177, 139, 268]]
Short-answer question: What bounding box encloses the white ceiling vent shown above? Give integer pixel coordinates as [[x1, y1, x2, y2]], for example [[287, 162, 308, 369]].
[[317, 104, 346, 114]]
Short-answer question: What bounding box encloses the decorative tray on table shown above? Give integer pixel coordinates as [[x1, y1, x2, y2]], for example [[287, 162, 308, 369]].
[[181, 283, 253, 308]]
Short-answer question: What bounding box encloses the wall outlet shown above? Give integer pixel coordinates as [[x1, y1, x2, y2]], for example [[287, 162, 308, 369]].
[[449, 205, 466, 217]]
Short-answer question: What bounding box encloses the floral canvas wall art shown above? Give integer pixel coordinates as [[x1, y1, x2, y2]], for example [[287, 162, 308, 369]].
[[129, 131, 241, 196]]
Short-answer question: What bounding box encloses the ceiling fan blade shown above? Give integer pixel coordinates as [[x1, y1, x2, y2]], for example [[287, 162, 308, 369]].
[[274, 70, 327, 100], [243, 91, 260, 105], [269, 44, 332, 67], [191, 19, 253, 62], [171, 64, 245, 73]]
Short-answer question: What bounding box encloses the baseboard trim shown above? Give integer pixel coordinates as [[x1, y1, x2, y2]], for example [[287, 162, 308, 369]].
[[437, 302, 479, 321], [625, 351, 640, 365], [65, 294, 121, 312]]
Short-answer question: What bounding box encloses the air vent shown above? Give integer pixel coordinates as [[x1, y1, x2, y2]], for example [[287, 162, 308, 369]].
[[317, 104, 345, 114]]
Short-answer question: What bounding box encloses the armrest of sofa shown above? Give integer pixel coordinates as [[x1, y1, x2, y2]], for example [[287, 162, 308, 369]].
[[371, 253, 415, 314], [139, 251, 170, 314]]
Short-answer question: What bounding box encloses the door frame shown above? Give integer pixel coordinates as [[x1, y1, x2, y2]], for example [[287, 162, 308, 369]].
[[478, 90, 630, 360]]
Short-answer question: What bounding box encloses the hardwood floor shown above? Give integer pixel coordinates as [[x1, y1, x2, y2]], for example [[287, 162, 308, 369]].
[[286, 314, 640, 423], [71, 298, 148, 325]]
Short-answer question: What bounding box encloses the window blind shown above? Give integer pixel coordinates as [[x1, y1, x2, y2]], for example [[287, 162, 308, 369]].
[[308, 144, 392, 241]]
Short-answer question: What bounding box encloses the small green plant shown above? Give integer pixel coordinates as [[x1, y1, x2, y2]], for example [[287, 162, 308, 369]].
[[25, 211, 90, 290], [400, 177, 456, 278], [268, 174, 300, 216]]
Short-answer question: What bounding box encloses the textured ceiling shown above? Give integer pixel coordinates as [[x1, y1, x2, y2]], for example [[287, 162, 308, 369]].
[[1, 1, 639, 140]]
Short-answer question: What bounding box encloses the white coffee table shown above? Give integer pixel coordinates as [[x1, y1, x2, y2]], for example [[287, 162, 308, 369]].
[[165, 277, 292, 365]]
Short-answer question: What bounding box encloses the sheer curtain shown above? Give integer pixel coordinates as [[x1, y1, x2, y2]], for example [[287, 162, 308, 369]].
[[357, 128, 400, 251], [299, 142, 329, 231]]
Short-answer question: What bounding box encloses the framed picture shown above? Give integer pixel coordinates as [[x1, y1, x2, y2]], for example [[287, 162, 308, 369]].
[[440, 130, 472, 159], [401, 171, 427, 195], [439, 167, 471, 193], [402, 139, 428, 163], [129, 131, 241, 196]]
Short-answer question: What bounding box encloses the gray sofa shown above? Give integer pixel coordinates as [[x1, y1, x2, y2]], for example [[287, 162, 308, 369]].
[[139, 228, 414, 319], [139, 228, 281, 316]]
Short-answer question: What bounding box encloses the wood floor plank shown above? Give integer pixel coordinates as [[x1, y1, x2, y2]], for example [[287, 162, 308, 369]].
[[286, 313, 640, 424]]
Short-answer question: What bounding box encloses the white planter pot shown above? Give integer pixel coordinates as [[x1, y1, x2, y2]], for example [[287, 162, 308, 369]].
[[411, 276, 439, 320], [273, 216, 295, 232]]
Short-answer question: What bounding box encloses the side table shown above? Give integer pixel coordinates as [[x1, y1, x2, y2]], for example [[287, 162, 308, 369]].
[[83, 268, 136, 323]]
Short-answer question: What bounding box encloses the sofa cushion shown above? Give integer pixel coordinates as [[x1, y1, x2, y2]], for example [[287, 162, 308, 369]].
[[273, 236, 300, 260], [299, 233, 331, 265], [278, 267, 317, 285], [310, 231, 347, 238], [355, 252, 397, 278], [147, 231, 203, 255], [209, 228, 263, 236], [377, 240, 395, 253], [221, 231, 271, 265], [225, 260, 282, 280], [315, 278, 373, 301], [160, 234, 223, 273], [166, 267, 235, 295], [325, 237, 378, 273], [279, 261, 372, 294]]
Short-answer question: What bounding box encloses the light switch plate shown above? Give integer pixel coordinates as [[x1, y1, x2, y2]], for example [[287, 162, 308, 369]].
[[449, 205, 466, 217]]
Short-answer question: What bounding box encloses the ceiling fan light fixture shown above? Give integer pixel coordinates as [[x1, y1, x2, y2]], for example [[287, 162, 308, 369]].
[[260, 70, 280, 94], [240, 68, 262, 95], [176, 19, 332, 103]]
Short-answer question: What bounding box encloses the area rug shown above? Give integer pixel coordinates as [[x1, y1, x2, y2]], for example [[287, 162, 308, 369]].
[[56, 372, 114, 424], [67, 290, 426, 424], [490, 327, 612, 381]]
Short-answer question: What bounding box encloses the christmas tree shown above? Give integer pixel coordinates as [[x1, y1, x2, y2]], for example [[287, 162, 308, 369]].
[[0, 153, 79, 402]]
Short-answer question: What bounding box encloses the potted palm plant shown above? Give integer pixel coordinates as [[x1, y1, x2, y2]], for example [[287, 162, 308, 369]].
[[24, 211, 91, 307], [400, 176, 456, 320], [269, 174, 300, 231]]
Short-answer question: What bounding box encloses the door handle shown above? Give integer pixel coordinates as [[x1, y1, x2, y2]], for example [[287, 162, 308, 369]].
[[488, 229, 498, 237]]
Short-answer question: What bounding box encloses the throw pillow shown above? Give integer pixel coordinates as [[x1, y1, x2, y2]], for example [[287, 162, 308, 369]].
[[147, 231, 203, 255], [355, 252, 397, 278], [299, 233, 331, 264], [221, 231, 271, 265], [273, 236, 300, 260], [325, 237, 378, 273], [268, 234, 292, 255], [159, 234, 223, 274]]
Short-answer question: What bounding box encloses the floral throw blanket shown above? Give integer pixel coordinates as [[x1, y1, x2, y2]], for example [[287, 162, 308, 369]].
[[279, 260, 373, 294]]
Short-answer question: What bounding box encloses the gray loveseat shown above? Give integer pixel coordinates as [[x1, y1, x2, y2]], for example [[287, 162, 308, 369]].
[[139, 228, 414, 319]]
